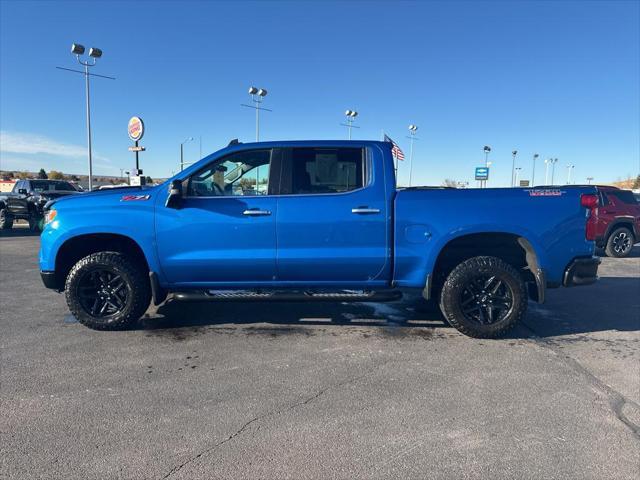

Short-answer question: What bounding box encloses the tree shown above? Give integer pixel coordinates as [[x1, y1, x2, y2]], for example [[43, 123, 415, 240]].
[[441, 178, 459, 188], [38, 168, 48, 179], [17, 171, 30, 179], [633, 175, 640, 189], [49, 170, 64, 180]]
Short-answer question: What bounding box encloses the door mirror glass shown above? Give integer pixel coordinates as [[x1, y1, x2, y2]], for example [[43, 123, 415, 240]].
[[165, 180, 183, 209], [18, 188, 28, 195]]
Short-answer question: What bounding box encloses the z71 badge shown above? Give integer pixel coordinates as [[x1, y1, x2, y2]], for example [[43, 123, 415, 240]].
[[526, 189, 565, 197], [121, 194, 150, 201]]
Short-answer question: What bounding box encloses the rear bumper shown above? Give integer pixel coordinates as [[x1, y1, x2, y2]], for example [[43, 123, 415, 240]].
[[40, 271, 62, 291], [563, 256, 601, 287]]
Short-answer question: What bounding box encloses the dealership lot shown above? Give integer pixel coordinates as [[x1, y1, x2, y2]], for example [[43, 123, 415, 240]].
[[1, 226, 639, 479]]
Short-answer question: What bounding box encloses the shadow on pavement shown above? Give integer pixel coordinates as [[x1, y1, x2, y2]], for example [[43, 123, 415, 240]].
[[595, 245, 640, 258], [0, 225, 40, 238], [528, 276, 640, 338], [138, 297, 448, 338]]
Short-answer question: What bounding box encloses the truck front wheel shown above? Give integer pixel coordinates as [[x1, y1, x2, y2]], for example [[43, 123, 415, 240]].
[[65, 252, 151, 330], [0, 208, 13, 230], [439, 256, 527, 338]]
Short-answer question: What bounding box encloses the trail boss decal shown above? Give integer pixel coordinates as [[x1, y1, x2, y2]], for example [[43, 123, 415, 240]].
[[121, 194, 150, 202], [526, 189, 565, 197]]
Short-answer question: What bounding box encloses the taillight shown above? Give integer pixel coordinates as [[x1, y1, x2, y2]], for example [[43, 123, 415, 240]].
[[581, 194, 599, 241], [581, 194, 599, 209]]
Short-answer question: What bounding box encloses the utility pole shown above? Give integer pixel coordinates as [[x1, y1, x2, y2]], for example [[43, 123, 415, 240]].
[[531, 153, 539, 186], [586, 176, 594, 185], [57, 44, 115, 191], [511, 150, 518, 187], [482, 146, 491, 188]]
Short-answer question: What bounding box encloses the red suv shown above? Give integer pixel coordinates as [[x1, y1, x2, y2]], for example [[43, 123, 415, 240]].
[[593, 186, 640, 257]]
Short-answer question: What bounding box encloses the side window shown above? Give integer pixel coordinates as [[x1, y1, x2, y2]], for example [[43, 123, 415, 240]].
[[288, 147, 364, 195], [610, 191, 638, 205], [187, 149, 272, 197], [12, 181, 21, 193]]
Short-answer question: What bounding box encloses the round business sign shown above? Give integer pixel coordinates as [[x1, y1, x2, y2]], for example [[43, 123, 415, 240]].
[[128, 116, 144, 142]]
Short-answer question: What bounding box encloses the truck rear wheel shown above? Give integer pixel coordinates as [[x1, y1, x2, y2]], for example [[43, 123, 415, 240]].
[[64, 252, 151, 330], [0, 208, 13, 230], [439, 256, 527, 338], [605, 227, 634, 258]]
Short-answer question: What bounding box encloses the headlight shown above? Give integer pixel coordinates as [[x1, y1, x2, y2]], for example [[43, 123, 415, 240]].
[[45, 209, 57, 225]]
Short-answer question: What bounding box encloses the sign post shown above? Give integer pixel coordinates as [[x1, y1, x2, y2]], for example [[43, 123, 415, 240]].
[[127, 117, 146, 186], [475, 167, 489, 187]]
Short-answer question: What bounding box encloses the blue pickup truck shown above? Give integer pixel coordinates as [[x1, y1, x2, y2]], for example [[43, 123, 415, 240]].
[[39, 140, 601, 338]]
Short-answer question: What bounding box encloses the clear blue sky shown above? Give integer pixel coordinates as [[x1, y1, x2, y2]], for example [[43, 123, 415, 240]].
[[1, 0, 638, 186]]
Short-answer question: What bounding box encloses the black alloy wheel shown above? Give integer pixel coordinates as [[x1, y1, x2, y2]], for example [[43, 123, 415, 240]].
[[77, 268, 131, 318], [459, 274, 514, 325]]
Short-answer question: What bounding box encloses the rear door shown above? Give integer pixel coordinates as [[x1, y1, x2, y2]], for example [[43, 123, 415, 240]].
[[275, 146, 390, 285]]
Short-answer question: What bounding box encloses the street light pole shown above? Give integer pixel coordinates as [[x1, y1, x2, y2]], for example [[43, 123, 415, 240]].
[[586, 176, 594, 185], [532, 153, 539, 186], [407, 125, 418, 187], [483, 146, 491, 188], [341, 110, 359, 139], [566, 164, 575, 184], [180, 137, 194, 171], [241, 87, 271, 141], [511, 150, 518, 187], [515, 167, 522, 186], [57, 44, 114, 191], [550, 158, 558, 185]]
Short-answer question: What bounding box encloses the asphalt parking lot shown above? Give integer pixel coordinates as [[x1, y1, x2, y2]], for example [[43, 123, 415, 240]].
[[1, 225, 639, 479]]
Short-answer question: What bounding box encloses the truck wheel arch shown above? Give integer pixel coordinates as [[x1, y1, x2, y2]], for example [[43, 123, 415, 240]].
[[424, 232, 545, 303], [54, 233, 149, 291]]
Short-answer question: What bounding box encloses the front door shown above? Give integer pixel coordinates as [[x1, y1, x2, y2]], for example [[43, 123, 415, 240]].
[[275, 146, 390, 286], [155, 148, 278, 287]]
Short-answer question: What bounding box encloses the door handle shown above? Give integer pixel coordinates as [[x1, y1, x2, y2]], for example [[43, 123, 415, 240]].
[[351, 207, 380, 214], [243, 209, 271, 216]]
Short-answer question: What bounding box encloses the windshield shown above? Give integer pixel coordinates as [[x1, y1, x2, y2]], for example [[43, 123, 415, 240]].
[[30, 181, 77, 192]]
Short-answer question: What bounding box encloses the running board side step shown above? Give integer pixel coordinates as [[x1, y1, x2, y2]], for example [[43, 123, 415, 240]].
[[172, 290, 403, 303]]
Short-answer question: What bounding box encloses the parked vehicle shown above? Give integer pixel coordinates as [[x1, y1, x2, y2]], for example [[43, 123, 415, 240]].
[[0, 179, 82, 231], [592, 186, 640, 258], [39, 140, 601, 338]]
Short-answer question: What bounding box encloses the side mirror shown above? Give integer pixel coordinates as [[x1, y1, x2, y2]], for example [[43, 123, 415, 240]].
[[165, 180, 183, 209], [18, 188, 28, 195]]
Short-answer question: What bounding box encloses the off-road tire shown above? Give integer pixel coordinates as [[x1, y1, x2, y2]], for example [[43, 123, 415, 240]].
[[605, 227, 635, 258], [0, 208, 13, 230], [439, 256, 527, 338], [65, 252, 151, 330]]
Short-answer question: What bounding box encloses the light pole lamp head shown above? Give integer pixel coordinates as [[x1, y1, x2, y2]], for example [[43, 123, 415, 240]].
[[408, 124, 418, 132], [534, 153, 539, 159], [89, 47, 102, 58], [71, 43, 85, 55], [483, 145, 491, 153], [512, 150, 518, 156], [257, 88, 267, 97], [248, 86, 259, 95]]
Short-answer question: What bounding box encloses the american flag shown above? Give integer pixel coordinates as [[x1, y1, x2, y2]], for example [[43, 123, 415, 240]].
[[384, 134, 405, 161]]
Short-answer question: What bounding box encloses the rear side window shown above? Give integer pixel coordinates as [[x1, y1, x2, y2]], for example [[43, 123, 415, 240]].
[[609, 190, 638, 205], [285, 147, 364, 195]]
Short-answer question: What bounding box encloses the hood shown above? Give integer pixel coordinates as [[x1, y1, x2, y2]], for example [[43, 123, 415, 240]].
[[44, 185, 160, 210]]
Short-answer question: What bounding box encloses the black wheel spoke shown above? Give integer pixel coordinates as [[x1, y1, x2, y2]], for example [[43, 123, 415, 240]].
[[459, 273, 514, 326], [78, 267, 129, 319]]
